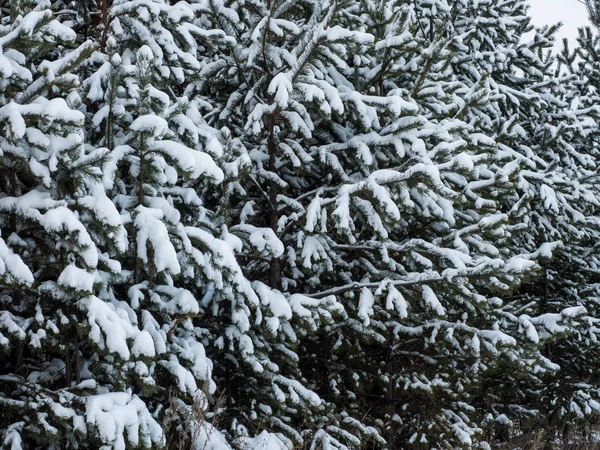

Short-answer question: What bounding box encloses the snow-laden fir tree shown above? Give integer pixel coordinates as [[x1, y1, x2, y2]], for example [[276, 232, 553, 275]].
[[191, 0, 574, 448], [323, 1, 587, 447], [414, 0, 600, 445], [75, 1, 350, 449], [442, 0, 600, 443], [0, 1, 161, 448], [506, 14, 600, 443], [3, 0, 600, 449]]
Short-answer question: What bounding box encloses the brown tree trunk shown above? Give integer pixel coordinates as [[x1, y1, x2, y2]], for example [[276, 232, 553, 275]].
[[134, 144, 145, 284], [267, 114, 281, 288], [100, 0, 112, 48]]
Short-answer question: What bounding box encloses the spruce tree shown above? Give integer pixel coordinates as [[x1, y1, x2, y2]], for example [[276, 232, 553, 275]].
[[0, 2, 164, 448], [508, 8, 600, 442], [3, 0, 600, 449], [77, 0, 350, 448], [194, 0, 567, 448], [434, 0, 600, 444]]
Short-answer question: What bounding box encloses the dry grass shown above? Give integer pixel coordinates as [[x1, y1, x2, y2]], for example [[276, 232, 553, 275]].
[[162, 383, 227, 450]]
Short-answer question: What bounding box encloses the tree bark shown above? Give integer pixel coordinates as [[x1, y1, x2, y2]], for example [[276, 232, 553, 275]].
[[267, 114, 281, 288]]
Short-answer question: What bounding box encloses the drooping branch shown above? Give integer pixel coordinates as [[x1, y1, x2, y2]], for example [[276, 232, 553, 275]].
[[306, 269, 494, 298]]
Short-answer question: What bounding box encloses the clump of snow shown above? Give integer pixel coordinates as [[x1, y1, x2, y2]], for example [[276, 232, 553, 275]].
[[58, 264, 94, 293], [86, 391, 163, 450]]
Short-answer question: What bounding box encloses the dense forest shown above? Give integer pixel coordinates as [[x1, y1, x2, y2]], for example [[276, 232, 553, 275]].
[[2, 0, 600, 448]]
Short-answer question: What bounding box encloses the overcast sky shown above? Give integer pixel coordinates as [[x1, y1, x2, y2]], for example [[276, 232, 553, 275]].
[[529, 0, 589, 46]]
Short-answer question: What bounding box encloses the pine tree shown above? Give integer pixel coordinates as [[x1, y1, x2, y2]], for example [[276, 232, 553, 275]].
[[192, 0, 569, 448], [506, 10, 600, 442], [76, 1, 351, 449], [437, 0, 600, 444], [322, 1, 573, 447], [4, 1, 600, 449], [0, 2, 164, 448]]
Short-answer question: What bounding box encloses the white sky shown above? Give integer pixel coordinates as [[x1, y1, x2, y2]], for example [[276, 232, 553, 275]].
[[529, 0, 589, 46]]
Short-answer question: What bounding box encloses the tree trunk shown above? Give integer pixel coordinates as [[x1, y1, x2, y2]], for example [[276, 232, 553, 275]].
[[267, 114, 281, 288]]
